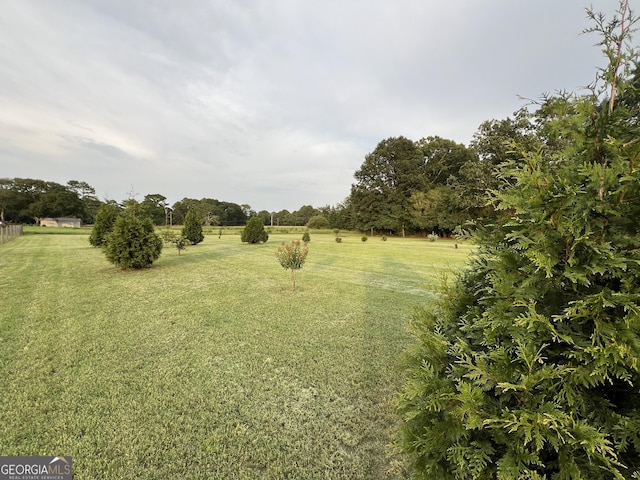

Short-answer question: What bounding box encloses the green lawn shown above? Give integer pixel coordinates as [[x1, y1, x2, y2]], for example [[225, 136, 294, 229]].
[[0, 232, 471, 479]]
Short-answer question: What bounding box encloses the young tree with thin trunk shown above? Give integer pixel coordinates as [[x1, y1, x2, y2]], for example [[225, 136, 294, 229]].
[[276, 240, 308, 291]]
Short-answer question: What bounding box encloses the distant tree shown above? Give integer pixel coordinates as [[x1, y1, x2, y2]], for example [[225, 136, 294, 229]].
[[28, 182, 84, 224], [326, 199, 353, 230], [350, 136, 424, 234], [273, 209, 292, 226], [241, 204, 253, 218], [67, 180, 95, 199], [182, 209, 204, 245], [67, 180, 99, 223], [217, 201, 247, 225], [89, 202, 121, 247], [302, 231, 310, 243], [291, 205, 318, 226], [409, 189, 451, 234], [171, 198, 200, 225], [103, 206, 162, 269], [257, 210, 273, 226], [276, 240, 309, 291], [241, 217, 268, 244], [140, 194, 168, 226], [12, 178, 48, 222], [417, 136, 476, 187], [0, 178, 14, 222], [307, 214, 329, 229], [398, 3, 640, 477]]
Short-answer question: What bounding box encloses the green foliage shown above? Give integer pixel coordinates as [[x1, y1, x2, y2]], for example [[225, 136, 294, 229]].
[[335, 237, 342, 243], [182, 209, 204, 245], [89, 202, 121, 247], [103, 206, 162, 269], [350, 136, 483, 235], [160, 229, 177, 244], [171, 198, 246, 226], [427, 233, 438, 242], [275, 240, 309, 290], [398, 4, 640, 478], [382, 236, 387, 241], [241, 217, 269, 244], [160, 229, 188, 255], [307, 214, 330, 229], [302, 231, 311, 243], [361, 236, 368, 242], [173, 235, 188, 255]]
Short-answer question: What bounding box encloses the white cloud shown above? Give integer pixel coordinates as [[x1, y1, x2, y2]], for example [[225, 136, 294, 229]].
[[0, 0, 616, 210]]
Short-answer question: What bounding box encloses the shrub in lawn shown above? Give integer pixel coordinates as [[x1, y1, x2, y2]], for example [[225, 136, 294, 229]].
[[333, 229, 340, 235], [161, 230, 188, 255], [104, 207, 162, 269], [173, 235, 188, 255], [241, 217, 269, 244], [276, 240, 309, 291], [160, 229, 177, 244], [361, 235, 368, 242], [382, 236, 387, 241], [427, 233, 438, 242], [182, 209, 204, 245], [335, 237, 342, 243], [398, 7, 640, 478], [302, 231, 310, 243], [89, 202, 121, 247]]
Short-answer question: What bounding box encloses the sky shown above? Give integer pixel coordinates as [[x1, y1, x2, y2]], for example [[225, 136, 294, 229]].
[[0, 0, 623, 212]]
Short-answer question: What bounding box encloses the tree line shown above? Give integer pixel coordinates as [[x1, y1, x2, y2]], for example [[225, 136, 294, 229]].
[[0, 116, 513, 233], [0, 104, 562, 235], [0, 178, 343, 229]]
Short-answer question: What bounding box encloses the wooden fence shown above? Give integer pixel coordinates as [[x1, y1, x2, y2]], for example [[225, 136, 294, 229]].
[[0, 224, 23, 244]]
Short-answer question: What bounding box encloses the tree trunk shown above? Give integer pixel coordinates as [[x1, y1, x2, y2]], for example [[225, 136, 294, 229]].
[[291, 268, 296, 291]]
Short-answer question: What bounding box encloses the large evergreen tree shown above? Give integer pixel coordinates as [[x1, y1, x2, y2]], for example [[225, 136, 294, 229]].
[[104, 204, 163, 269], [398, 3, 640, 478]]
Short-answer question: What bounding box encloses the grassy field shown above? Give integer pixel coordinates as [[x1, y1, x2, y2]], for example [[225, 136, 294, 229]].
[[0, 231, 471, 479]]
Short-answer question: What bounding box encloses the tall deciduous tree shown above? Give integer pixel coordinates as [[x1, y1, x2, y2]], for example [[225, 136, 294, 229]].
[[350, 136, 424, 234], [141, 194, 168, 226], [398, 2, 640, 478], [28, 182, 84, 224]]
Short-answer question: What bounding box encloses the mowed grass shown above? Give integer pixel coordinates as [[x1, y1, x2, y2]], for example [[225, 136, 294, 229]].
[[0, 232, 471, 479]]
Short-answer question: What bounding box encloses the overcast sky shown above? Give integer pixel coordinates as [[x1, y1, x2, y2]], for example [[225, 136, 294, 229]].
[[0, 0, 622, 212]]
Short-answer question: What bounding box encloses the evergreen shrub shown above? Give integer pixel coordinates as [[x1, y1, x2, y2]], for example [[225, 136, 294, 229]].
[[241, 217, 269, 244], [104, 208, 162, 269], [182, 209, 204, 245], [398, 5, 640, 478]]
